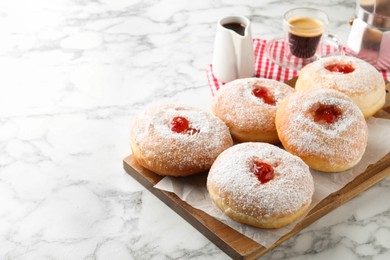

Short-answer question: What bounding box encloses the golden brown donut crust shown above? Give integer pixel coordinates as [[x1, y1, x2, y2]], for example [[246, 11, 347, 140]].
[[131, 104, 233, 176], [212, 78, 294, 143], [207, 142, 314, 229], [275, 89, 368, 172], [295, 55, 386, 118]]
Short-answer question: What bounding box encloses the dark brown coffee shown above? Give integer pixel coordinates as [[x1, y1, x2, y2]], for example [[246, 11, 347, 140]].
[[223, 22, 246, 36], [287, 17, 323, 58]]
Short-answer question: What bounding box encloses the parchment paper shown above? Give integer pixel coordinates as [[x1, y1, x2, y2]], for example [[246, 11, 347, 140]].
[[154, 117, 390, 247]]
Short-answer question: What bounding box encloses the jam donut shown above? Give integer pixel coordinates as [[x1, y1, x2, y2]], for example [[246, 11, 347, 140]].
[[212, 78, 294, 143], [207, 142, 314, 229], [130, 104, 233, 176], [275, 89, 368, 172], [295, 55, 386, 118]]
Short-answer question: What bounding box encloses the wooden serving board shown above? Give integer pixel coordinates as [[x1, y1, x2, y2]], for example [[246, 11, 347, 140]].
[[123, 81, 390, 260]]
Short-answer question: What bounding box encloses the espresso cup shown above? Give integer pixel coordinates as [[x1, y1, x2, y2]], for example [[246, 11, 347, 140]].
[[284, 7, 338, 59]]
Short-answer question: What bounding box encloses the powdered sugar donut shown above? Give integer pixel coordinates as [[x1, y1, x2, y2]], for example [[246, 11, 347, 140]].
[[295, 55, 386, 118], [275, 89, 368, 172], [212, 78, 294, 143], [130, 104, 233, 176], [207, 142, 314, 229]]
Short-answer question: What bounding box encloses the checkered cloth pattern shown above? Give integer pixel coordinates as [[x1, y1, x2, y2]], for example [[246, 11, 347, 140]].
[[207, 38, 390, 95]]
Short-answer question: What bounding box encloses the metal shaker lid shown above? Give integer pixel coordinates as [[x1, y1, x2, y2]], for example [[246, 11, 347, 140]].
[[357, 0, 390, 29]]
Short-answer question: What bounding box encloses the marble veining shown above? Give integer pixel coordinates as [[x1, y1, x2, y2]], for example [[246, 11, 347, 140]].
[[0, 0, 389, 259]]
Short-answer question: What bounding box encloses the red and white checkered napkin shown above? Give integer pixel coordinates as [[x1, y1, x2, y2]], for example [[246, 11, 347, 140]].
[[207, 38, 390, 95]]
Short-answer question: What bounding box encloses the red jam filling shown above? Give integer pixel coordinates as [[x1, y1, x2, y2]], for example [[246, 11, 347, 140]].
[[313, 104, 342, 124], [325, 63, 355, 74], [250, 161, 274, 184], [169, 116, 200, 135], [252, 86, 276, 105]]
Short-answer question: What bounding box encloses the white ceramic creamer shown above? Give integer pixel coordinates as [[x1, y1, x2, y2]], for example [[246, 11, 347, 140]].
[[212, 16, 255, 83]]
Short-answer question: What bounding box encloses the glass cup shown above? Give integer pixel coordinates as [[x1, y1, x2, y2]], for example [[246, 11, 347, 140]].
[[266, 7, 342, 69]]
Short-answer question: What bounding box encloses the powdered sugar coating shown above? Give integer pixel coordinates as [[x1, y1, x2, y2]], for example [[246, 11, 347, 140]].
[[130, 103, 233, 176], [276, 89, 368, 169], [207, 142, 314, 217], [212, 78, 294, 134], [296, 55, 385, 95]]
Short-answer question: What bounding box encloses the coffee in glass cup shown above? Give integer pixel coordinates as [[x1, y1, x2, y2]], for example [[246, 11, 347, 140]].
[[266, 7, 342, 70], [284, 8, 330, 59]]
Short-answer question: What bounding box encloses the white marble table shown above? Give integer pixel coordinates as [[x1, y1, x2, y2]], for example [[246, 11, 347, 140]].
[[1, 0, 389, 259]]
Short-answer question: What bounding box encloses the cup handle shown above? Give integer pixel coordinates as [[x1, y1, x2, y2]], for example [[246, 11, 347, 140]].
[[321, 33, 344, 57]]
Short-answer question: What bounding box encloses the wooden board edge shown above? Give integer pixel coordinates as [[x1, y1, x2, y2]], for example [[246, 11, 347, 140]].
[[123, 149, 390, 260], [258, 154, 390, 255], [123, 157, 250, 260]]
